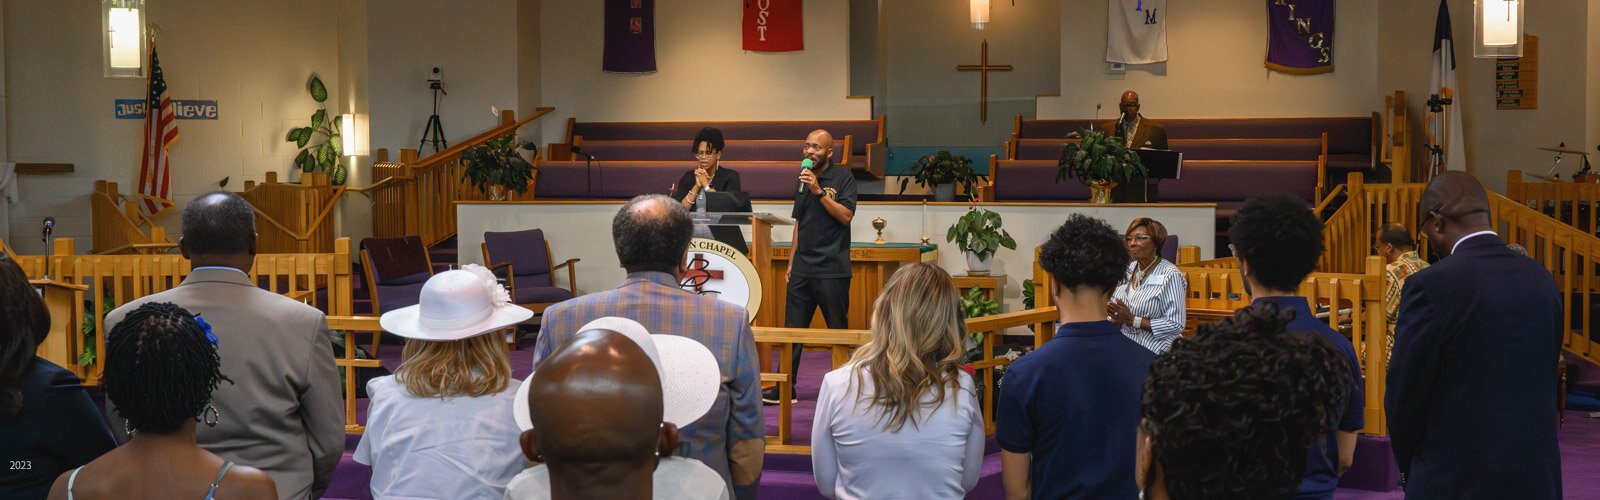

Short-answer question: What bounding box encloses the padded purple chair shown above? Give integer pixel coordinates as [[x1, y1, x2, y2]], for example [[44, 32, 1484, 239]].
[[359, 236, 434, 354], [481, 228, 580, 313]]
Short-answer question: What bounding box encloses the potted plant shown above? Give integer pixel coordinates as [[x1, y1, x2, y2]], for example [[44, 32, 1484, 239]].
[[462, 134, 538, 201], [1057, 128, 1147, 204], [946, 207, 1017, 275], [282, 74, 348, 185], [900, 151, 982, 202]]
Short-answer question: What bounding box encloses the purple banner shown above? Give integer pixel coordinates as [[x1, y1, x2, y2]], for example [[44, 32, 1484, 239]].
[[603, 0, 655, 73], [1265, 0, 1335, 75]]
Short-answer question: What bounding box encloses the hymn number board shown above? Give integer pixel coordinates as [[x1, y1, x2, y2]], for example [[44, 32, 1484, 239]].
[[1495, 35, 1538, 110]]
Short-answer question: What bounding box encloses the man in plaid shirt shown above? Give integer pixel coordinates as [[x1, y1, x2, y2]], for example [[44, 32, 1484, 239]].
[[534, 195, 765, 499]]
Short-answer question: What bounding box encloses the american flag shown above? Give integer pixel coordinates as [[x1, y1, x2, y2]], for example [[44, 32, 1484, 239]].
[[137, 44, 178, 216]]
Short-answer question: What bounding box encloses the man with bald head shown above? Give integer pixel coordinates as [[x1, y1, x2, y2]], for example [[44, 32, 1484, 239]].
[[535, 194, 763, 498], [1386, 172, 1562, 498], [104, 191, 344, 500], [768, 129, 857, 405], [1098, 91, 1168, 150], [509, 329, 727, 499]]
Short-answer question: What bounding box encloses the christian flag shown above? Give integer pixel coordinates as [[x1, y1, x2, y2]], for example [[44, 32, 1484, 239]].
[[1107, 0, 1167, 65], [1431, 0, 1466, 172], [137, 44, 179, 216]]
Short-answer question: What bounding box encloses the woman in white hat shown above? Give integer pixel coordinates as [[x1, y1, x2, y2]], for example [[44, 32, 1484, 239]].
[[354, 265, 532, 500]]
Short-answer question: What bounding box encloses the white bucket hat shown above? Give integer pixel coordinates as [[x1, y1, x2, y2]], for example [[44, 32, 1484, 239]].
[[514, 317, 720, 430], [379, 265, 533, 341]]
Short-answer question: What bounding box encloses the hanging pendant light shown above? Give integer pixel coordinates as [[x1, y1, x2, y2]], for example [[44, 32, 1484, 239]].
[[971, 0, 991, 30], [103, 0, 146, 78], [1474, 0, 1524, 58]]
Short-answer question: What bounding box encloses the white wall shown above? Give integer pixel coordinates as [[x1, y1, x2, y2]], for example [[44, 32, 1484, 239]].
[[366, 0, 519, 156], [1588, 0, 1600, 157], [538, 0, 872, 147], [1378, 0, 1590, 193], [1039, 0, 1380, 119], [337, 0, 372, 246], [3, 0, 340, 254]]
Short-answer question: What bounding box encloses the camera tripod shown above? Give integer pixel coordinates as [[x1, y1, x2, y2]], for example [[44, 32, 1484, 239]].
[[418, 81, 447, 153]]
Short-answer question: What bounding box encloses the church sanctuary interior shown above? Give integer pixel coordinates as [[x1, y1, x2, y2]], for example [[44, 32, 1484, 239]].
[[3, 0, 1600, 499]]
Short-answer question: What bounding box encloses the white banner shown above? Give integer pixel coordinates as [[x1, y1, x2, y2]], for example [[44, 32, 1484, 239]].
[[1107, 0, 1167, 65]]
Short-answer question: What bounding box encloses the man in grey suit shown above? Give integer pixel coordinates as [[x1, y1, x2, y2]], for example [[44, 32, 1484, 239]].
[[105, 192, 344, 500]]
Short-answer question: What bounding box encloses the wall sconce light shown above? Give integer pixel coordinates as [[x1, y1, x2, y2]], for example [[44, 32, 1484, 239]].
[[102, 0, 146, 78], [971, 0, 990, 30], [340, 113, 364, 157], [1474, 0, 1523, 58]]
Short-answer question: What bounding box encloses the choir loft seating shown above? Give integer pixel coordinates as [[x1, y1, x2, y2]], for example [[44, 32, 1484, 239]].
[[547, 116, 888, 178]]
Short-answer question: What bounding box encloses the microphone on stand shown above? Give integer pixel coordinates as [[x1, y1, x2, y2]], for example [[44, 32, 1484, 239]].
[[797, 158, 816, 194], [572, 146, 596, 196], [42, 217, 54, 242]]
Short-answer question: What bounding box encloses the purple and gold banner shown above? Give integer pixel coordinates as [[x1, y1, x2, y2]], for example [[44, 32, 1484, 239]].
[[1265, 0, 1335, 75]]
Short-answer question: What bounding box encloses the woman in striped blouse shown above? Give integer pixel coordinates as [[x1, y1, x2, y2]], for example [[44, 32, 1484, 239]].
[[1108, 217, 1187, 354]]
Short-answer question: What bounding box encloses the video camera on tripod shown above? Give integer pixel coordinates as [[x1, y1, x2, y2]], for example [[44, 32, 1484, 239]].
[[420, 67, 447, 152]]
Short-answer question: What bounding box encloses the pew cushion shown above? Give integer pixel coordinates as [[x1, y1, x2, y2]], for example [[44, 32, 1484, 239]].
[[577, 139, 842, 163], [535, 161, 808, 200], [571, 119, 882, 156]]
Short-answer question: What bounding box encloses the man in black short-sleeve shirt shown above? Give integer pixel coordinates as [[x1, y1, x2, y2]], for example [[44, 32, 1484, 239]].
[[764, 129, 855, 405]]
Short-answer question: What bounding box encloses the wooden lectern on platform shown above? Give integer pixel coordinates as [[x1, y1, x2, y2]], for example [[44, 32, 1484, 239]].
[[30, 279, 93, 383]]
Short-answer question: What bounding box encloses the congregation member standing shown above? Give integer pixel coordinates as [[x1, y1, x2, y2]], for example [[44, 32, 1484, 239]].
[[0, 256, 115, 500], [1135, 304, 1353, 499], [811, 263, 986, 499], [1107, 217, 1186, 354], [1387, 172, 1562, 498], [104, 192, 344, 500], [1374, 222, 1428, 368], [1228, 194, 1364, 499], [49, 302, 278, 500], [998, 214, 1152, 499], [535, 195, 763, 499], [771, 129, 856, 405], [355, 267, 531, 499]]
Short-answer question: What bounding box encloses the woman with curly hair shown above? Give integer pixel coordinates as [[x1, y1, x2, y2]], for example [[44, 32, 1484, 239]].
[[997, 214, 1154, 499], [48, 301, 277, 500], [1136, 303, 1353, 500], [810, 263, 985, 499], [355, 266, 532, 500], [0, 256, 115, 500]]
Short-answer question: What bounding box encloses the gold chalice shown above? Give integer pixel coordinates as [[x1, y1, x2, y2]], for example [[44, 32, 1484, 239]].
[[872, 217, 887, 244]]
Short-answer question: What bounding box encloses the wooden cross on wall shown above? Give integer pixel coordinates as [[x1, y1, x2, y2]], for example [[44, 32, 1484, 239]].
[[957, 39, 1013, 124]]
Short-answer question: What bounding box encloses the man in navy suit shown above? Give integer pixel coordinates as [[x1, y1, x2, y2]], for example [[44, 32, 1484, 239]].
[[1386, 172, 1562, 498]]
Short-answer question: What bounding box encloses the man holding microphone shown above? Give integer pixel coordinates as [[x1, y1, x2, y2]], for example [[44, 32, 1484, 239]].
[[765, 129, 856, 405]]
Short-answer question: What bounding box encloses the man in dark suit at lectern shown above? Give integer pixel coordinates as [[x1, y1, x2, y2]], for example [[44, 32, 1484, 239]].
[[1386, 172, 1562, 499], [1099, 91, 1168, 150]]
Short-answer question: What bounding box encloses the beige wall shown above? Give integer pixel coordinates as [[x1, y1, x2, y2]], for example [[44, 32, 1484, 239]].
[[337, 0, 371, 246], [1039, 0, 1380, 120], [537, 0, 871, 146], [882, 0, 1060, 147], [3, 0, 341, 254], [1589, 0, 1600, 156], [1378, 0, 1590, 193]]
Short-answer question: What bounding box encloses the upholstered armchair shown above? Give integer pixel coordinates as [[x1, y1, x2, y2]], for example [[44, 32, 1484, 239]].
[[359, 236, 433, 354], [481, 228, 580, 313]]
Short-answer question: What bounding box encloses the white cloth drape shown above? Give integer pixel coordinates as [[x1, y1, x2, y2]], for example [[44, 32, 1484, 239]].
[[1107, 0, 1168, 64]]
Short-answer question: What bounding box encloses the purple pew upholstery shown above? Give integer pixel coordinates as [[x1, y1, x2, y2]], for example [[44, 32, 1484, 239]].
[[1011, 138, 1323, 162], [535, 161, 806, 200], [1011, 115, 1378, 177], [573, 139, 841, 163], [559, 117, 886, 177]]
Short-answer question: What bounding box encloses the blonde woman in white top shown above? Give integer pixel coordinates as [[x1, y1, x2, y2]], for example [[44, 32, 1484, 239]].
[[1108, 218, 1188, 354], [811, 263, 986, 500]]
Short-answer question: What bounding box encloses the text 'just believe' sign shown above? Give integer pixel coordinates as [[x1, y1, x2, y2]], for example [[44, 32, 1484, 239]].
[[114, 99, 219, 120]]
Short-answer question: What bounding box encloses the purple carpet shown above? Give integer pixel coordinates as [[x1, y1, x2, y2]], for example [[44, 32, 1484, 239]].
[[321, 345, 1600, 499]]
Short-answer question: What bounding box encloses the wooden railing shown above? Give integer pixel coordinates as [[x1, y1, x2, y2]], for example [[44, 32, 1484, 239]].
[[1487, 192, 1600, 366], [1504, 169, 1600, 235], [756, 308, 1056, 453], [238, 172, 346, 254], [9, 237, 353, 386], [366, 107, 554, 246], [1382, 90, 1413, 183], [1320, 173, 1427, 274], [89, 180, 177, 255]]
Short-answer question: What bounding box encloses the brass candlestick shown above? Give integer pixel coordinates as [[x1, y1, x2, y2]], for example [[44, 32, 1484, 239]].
[[872, 217, 887, 244]]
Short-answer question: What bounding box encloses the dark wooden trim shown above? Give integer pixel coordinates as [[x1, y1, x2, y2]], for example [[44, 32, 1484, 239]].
[[16, 163, 74, 174]]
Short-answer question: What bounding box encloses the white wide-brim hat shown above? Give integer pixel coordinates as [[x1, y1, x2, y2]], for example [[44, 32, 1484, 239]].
[[514, 317, 721, 431], [379, 266, 533, 341]]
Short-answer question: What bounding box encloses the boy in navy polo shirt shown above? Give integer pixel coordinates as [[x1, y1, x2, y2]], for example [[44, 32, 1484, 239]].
[[1228, 194, 1365, 499], [996, 214, 1152, 499]]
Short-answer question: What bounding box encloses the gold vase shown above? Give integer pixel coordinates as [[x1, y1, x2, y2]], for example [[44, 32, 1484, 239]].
[[488, 184, 508, 201], [1088, 180, 1117, 204]]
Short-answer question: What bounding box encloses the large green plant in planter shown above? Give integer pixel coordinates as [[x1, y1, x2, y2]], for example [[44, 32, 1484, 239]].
[[899, 151, 982, 202], [282, 75, 347, 185], [1057, 128, 1146, 203], [947, 207, 1016, 275], [462, 135, 537, 200]]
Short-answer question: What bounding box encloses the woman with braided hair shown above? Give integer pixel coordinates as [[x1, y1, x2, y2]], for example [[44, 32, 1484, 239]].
[[47, 302, 276, 500], [0, 256, 115, 499], [1134, 302, 1354, 500]]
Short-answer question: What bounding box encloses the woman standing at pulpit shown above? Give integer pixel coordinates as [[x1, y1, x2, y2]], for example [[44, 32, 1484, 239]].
[[1108, 218, 1187, 354], [671, 127, 742, 211]]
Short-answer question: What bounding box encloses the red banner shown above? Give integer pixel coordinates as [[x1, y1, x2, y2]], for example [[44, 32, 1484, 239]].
[[743, 0, 803, 52]]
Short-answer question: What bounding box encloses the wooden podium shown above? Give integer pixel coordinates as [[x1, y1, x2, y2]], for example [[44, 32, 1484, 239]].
[[30, 279, 92, 383]]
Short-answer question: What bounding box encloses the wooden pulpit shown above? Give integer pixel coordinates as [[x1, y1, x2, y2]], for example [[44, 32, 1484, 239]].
[[30, 279, 92, 383]]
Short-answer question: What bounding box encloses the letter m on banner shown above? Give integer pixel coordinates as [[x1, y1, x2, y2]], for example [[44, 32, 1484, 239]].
[[743, 0, 803, 52]]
